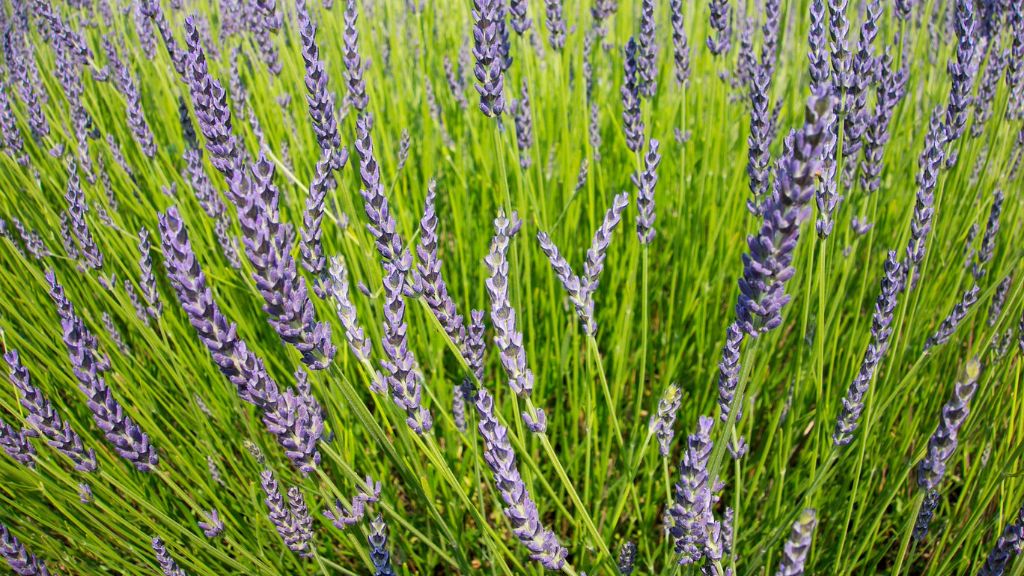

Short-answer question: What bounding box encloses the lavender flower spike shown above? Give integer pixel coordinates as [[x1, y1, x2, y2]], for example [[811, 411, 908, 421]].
[[368, 514, 395, 575], [261, 469, 302, 555], [510, 83, 534, 170], [706, 0, 732, 55], [340, 0, 368, 111], [326, 258, 384, 390], [833, 252, 901, 446], [474, 0, 506, 117], [717, 323, 744, 422], [637, 0, 657, 98], [923, 284, 980, 351], [152, 537, 188, 576], [618, 541, 637, 574], [6, 349, 97, 471], [582, 192, 630, 303], [199, 509, 224, 538], [286, 487, 314, 557], [973, 189, 1004, 279], [978, 503, 1024, 576], [138, 228, 162, 318], [621, 39, 645, 153], [666, 415, 714, 564], [649, 383, 682, 456], [914, 359, 981, 538], [509, 0, 530, 34], [65, 162, 104, 269], [669, 0, 691, 85], [47, 271, 158, 471], [989, 275, 1012, 327], [736, 89, 833, 337], [544, 0, 566, 51], [301, 149, 345, 283], [297, 0, 341, 152], [474, 387, 568, 569], [904, 107, 945, 289], [775, 509, 817, 576], [634, 138, 661, 244], [324, 476, 382, 529], [416, 180, 465, 347], [0, 417, 34, 468], [2, 523, 52, 575], [943, 0, 977, 168], [486, 212, 546, 431], [381, 254, 433, 433]]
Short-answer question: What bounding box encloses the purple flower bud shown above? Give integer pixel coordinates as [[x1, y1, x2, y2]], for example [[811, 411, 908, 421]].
[[747, 64, 774, 215], [971, 44, 1007, 138], [443, 56, 469, 110], [904, 108, 945, 284], [634, 139, 661, 244], [833, 251, 901, 446], [286, 486, 314, 556], [923, 284, 981, 351], [152, 537, 187, 576], [775, 509, 817, 575], [102, 313, 129, 355], [943, 0, 977, 168], [6, 349, 97, 471], [78, 483, 93, 503], [326, 258, 384, 393], [473, 387, 568, 569], [621, 38, 645, 153], [2, 523, 51, 575], [618, 541, 637, 574], [368, 514, 395, 575], [717, 323, 744, 423], [590, 103, 602, 162], [544, 0, 566, 51]]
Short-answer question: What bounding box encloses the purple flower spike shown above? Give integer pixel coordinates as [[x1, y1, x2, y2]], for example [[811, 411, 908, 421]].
[[666, 415, 714, 565], [978, 503, 1024, 576], [47, 272, 157, 471], [6, 349, 97, 471], [473, 0, 506, 117], [152, 537, 188, 576], [64, 162, 104, 269], [416, 180, 466, 347], [637, 0, 657, 97], [0, 417, 34, 468], [923, 284, 980, 352], [619, 541, 637, 574], [199, 509, 224, 538], [717, 323, 744, 423], [747, 64, 774, 215], [381, 255, 433, 434], [988, 274, 1012, 327], [326, 258, 384, 393], [706, 0, 732, 55], [342, 0, 369, 112], [973, 189, 1004, 279], [833, 251, 901, 446], [301, 149, 345, 283], [544, 0, 566, 51], [2, 523, 52, 576], [634, 139, 661, 244], [159, 208, 324, 473], [621, 39, 645, 153], [510, 82, 534, 169], [649, 383, 682, 456], [354, 114, 411, 269], [775, 509, 817, 576], [914, 359, 981, 538], [509, 0, 530, 34], [943, 0, 977, 168], [104, 37, 156, 158], [473, 387, 568, 569], [324, 475, 381, 529], [736, 89, 833, 337], [297, 0, 342, 152], [669, 0, 690, 85], [808, 0, 829, 91], [138, 228, 162, 319], [368, 514, 395, 575]]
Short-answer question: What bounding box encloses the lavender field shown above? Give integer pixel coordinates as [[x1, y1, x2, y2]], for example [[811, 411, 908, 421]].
[[0, 0, 1022, 573]]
